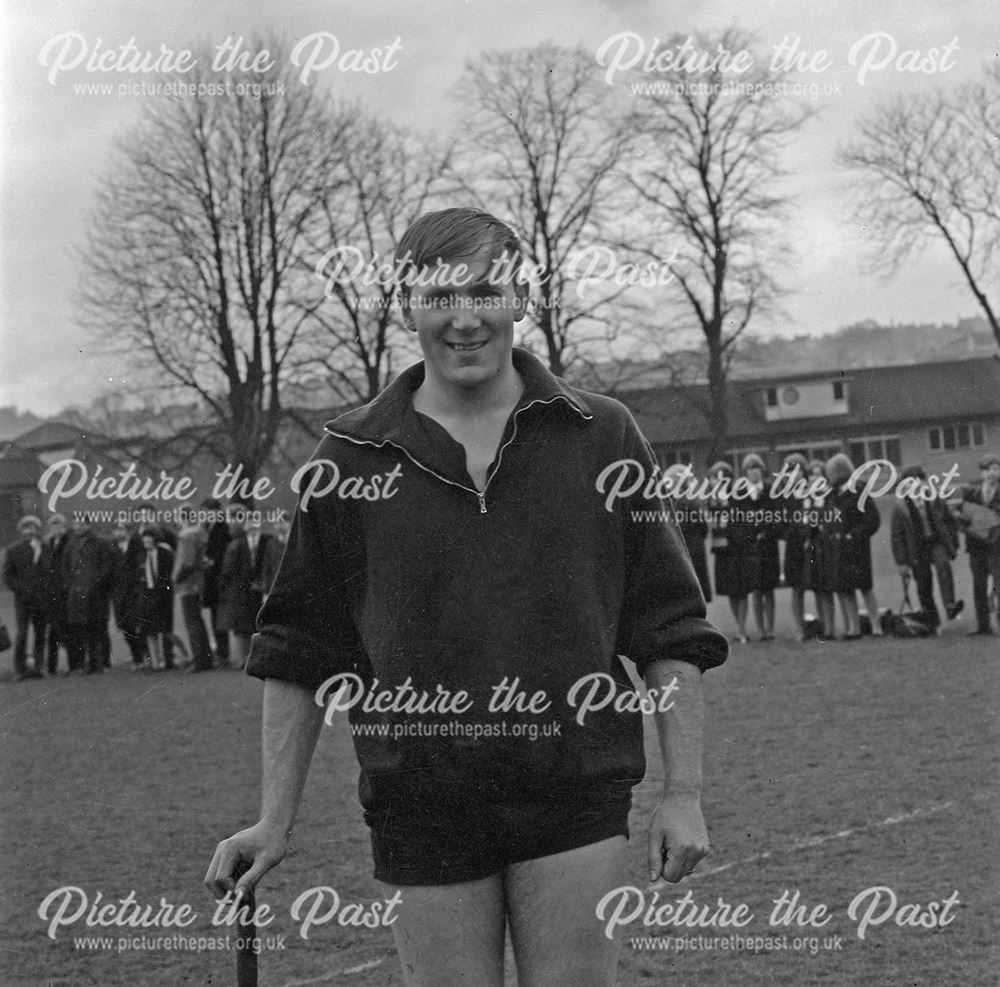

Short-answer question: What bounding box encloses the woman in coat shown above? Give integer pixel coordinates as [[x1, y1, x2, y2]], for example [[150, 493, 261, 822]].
[[708, 460, 755, 641], [742, 453, 780, 641], [777, 453, 811, 641], [827, 453, 882, 639], [134, 527, 175, 669], [667, 464, 712, 604], [802, 458, 838, 639]]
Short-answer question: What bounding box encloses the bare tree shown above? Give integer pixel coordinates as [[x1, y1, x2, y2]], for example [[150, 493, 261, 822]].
[[840, 64, 1000, 347], [78, 39, 350, 482], [299, 115, 451, 406], [449, 43, 632, 376], [61, 392, 217, 474], [620, 28, 815, 464]]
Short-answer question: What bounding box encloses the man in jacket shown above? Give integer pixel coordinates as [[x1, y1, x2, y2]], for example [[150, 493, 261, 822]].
[[960, 452, 1000, 635], [3, 515, 48, 679], [62, 519, 116, 674], [43, 513, 71, 675], [890, 465, 963, 629], [206, 208, 729, 986]]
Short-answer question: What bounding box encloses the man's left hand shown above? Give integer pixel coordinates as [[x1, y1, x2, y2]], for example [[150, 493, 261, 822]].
[[646, 793, 710, 889]]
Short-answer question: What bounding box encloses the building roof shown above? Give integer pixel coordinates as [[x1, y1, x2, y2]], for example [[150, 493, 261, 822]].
[[10, 420, 88, 452], [622, 355, 1000, 445]]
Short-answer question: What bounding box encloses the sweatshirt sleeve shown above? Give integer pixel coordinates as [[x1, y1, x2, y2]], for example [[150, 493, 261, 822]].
[[613, 411, 729, 675], [246, 459, 364, 693]]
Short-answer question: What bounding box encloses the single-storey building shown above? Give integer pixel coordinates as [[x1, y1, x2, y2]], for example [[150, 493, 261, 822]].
[[622, 354, 1000, 481]]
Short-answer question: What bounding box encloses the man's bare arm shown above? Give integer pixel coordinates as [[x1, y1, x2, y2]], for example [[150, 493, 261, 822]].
[[643, 658, 711, 887], [205, 678, 325, 898]]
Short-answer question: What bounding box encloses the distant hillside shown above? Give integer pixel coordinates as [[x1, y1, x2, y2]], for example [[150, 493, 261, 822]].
[[732, 316, 995, 379], [575, 315, 997, 393]]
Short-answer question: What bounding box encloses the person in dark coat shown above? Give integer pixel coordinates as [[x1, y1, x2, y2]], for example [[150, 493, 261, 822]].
[[110, 524, 147, 668], [666, 466, 711, 603], [741, 453, 780, 640], [827, 453, 882, 639], [218, 509, 281, 667], [890, 465, 963, 630], [802, 458, 837, 638], [957, 452, 1000, 635], [708, 460, 754, 641], [201, 498, 232, 668], [776, 453, 810, 641], [62, 520, 117, 674], [2, 515, 48, 679], [42, 513, 71, 675], [132, 506, 176, 666], [135, 527, 175, 670]]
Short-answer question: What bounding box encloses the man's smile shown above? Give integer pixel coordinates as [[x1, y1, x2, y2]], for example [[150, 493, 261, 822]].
[[446, 340, 489, 352]]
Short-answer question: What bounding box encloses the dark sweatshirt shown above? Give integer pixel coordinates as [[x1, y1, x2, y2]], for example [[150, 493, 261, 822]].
[[247, 348, 728, 810]]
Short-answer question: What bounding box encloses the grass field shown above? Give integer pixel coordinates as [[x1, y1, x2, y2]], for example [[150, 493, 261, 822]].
[[1, 529, 998, 986]]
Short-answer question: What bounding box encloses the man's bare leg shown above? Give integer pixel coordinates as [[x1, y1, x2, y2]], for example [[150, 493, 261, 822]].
[[378, 874, 506, 987], [506, 836, 626, 987]]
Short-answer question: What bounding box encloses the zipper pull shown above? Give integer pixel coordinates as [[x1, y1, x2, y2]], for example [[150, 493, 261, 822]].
[[477, 491, 487, 514]]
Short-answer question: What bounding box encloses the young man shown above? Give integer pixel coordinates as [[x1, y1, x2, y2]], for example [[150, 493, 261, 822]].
[[206, 208, 728, 985], [61, 518, 116, 674], [961, 452, 1000, 635], [890, 464, 963, 630], [43, 513, 71, 675], [2, 515, 48, 679]]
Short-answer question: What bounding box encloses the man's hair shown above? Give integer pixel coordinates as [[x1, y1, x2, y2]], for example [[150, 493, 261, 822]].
[[393, 207, 526, 304]]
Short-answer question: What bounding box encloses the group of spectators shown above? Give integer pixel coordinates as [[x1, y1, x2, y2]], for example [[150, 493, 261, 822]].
[[2, 500, 289, 681], [4, 451, 998, 676], [676, 451, 1000, 642]]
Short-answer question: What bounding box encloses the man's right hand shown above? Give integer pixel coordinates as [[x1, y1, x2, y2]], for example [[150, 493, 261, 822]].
[[204, 820, 290, 900], [897, 565, 911, 579]]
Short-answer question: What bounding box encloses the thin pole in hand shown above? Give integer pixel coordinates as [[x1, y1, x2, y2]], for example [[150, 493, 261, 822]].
[[234, 860, 258, 987]]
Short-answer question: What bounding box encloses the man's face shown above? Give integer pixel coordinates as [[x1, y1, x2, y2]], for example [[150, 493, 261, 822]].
[[406, 245, 525, 394], [984, 462, 1000, 484], [21, 524, 39, 542]]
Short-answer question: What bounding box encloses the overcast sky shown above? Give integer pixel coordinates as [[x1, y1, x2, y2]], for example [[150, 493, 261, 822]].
[[1, 0, 996, 415]]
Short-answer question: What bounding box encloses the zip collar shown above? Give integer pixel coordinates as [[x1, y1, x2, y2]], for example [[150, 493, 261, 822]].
[[324, 347, 592, 445], [322, 349, 593, 513]]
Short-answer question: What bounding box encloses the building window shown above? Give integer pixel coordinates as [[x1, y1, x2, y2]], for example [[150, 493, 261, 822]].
[[832, 381, 845, 401], [848, 435, 902, 467], [765, 387, 778, 408], [929, 423, 985, 451]]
